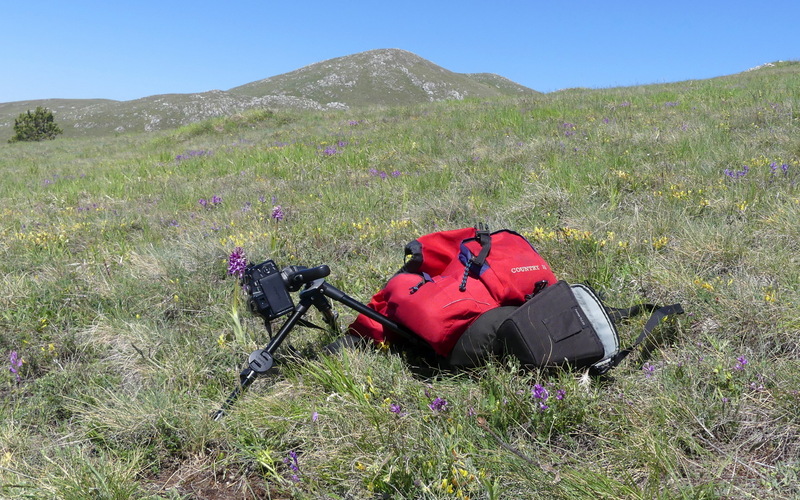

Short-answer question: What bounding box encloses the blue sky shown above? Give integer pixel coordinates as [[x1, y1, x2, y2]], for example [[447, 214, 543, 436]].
[[2, 1, 798, 102]]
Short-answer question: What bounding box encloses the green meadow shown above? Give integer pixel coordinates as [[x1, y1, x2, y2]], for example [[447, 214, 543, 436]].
[[2, 61, 799, 499]]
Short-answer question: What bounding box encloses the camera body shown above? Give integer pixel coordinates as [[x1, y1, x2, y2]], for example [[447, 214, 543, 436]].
[[242, 259, 295, 322]]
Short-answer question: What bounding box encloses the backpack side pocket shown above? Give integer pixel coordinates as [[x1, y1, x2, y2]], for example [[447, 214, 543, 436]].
[[498, 281, 605, 369]]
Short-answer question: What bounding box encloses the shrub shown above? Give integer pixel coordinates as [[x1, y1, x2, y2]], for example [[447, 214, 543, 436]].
[[8, 106, 63, 142]]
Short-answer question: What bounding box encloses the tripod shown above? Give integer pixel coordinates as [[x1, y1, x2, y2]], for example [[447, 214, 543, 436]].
[[212, 267, 427, 420]]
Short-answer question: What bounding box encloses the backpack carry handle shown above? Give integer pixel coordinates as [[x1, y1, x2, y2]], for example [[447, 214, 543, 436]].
[[460, 224, 492, 292]]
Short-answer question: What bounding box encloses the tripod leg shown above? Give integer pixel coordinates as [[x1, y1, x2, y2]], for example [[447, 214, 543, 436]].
[[211, 367, 257, 420], [262, 299, 313, 355], [211, 297, 314, 419], [320, 282, 434, 354]]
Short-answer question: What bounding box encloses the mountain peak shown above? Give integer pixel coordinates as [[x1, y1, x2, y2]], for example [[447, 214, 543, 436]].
[[229, 49, 536, 108]]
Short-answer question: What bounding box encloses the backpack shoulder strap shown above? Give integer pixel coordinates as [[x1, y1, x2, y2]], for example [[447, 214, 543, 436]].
[[602, 302, 684, 371]]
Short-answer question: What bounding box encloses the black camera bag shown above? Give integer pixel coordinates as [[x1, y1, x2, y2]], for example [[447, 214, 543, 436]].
[[450, 280, 683, 374]]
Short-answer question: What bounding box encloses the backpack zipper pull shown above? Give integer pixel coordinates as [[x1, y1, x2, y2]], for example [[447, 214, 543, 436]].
[[409, 273, 432, 294], [459, 264, 470, 292]]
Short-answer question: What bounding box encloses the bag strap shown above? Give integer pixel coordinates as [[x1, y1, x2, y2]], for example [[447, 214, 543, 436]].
[[459, 224, 492, 291], [601, 302, 684, 372]]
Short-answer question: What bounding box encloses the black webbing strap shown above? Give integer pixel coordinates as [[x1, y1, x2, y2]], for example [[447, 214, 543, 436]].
[[472, 227, 492, 268], [608, 303, 685, 368], [460, 224, 492, 292], [297, 318, 329, 332], [606, 303, 659, 324]]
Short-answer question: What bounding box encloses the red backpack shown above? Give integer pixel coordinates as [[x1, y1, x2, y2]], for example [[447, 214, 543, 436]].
[[348, 226, 557, 356]]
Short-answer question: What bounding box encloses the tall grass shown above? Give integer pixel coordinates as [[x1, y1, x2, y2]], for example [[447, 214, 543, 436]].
[[2, 62, 799, 498]]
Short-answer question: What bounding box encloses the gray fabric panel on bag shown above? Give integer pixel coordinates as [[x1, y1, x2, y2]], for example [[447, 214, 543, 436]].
[[571, 284, 619, 362]]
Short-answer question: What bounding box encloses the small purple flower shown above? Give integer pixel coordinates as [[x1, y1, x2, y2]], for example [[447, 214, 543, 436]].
[[389, 403, 403, 414], [312, 411, 319, 422], [555, 389, 566, 401], [368, 168, 394, 179], [283, 450, 301, 481], [211, 195, 222, 205], [643, 363, 656, 377], [532, 384, 549, 400], [199, 198, 208, 208], [771, 162, 790, 176], [176, 150, 211, 162], [9, 351, 22, 382], [322, 146, 338, 156], [271, 205, 285, 221], [428, 397, 448, 412], [532, 384, 551, 411], [724, 165, 750, 179], [227, 247, 247, 278], [734, 356, 748, 371], [284, 451, 299, 470]]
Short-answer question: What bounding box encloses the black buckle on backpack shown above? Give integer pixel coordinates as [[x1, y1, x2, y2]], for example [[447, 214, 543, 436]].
[[525, 280, 549, 300], [475, 223, 490, 240]]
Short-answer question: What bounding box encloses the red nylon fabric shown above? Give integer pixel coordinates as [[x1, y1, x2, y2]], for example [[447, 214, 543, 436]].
[[348, 228, 557, 356]]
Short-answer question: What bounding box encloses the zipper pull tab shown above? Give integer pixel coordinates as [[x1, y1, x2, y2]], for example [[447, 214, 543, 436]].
[[409, 272, 432, 294]]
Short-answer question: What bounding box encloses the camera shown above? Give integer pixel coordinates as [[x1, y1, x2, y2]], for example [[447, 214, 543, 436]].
[[241, 260, 295, 322], [241, 260, 332, 323]]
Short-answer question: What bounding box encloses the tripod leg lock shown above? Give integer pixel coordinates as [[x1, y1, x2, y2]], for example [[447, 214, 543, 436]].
[[248, 349, 275, 374]]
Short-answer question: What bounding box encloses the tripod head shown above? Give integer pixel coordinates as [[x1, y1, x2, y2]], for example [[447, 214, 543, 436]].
[[241, 259, 330, 323]]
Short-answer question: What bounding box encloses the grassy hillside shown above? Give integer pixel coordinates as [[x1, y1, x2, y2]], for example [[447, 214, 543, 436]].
[[0, 49, 536, 140], [1, 60, 799, 499]]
